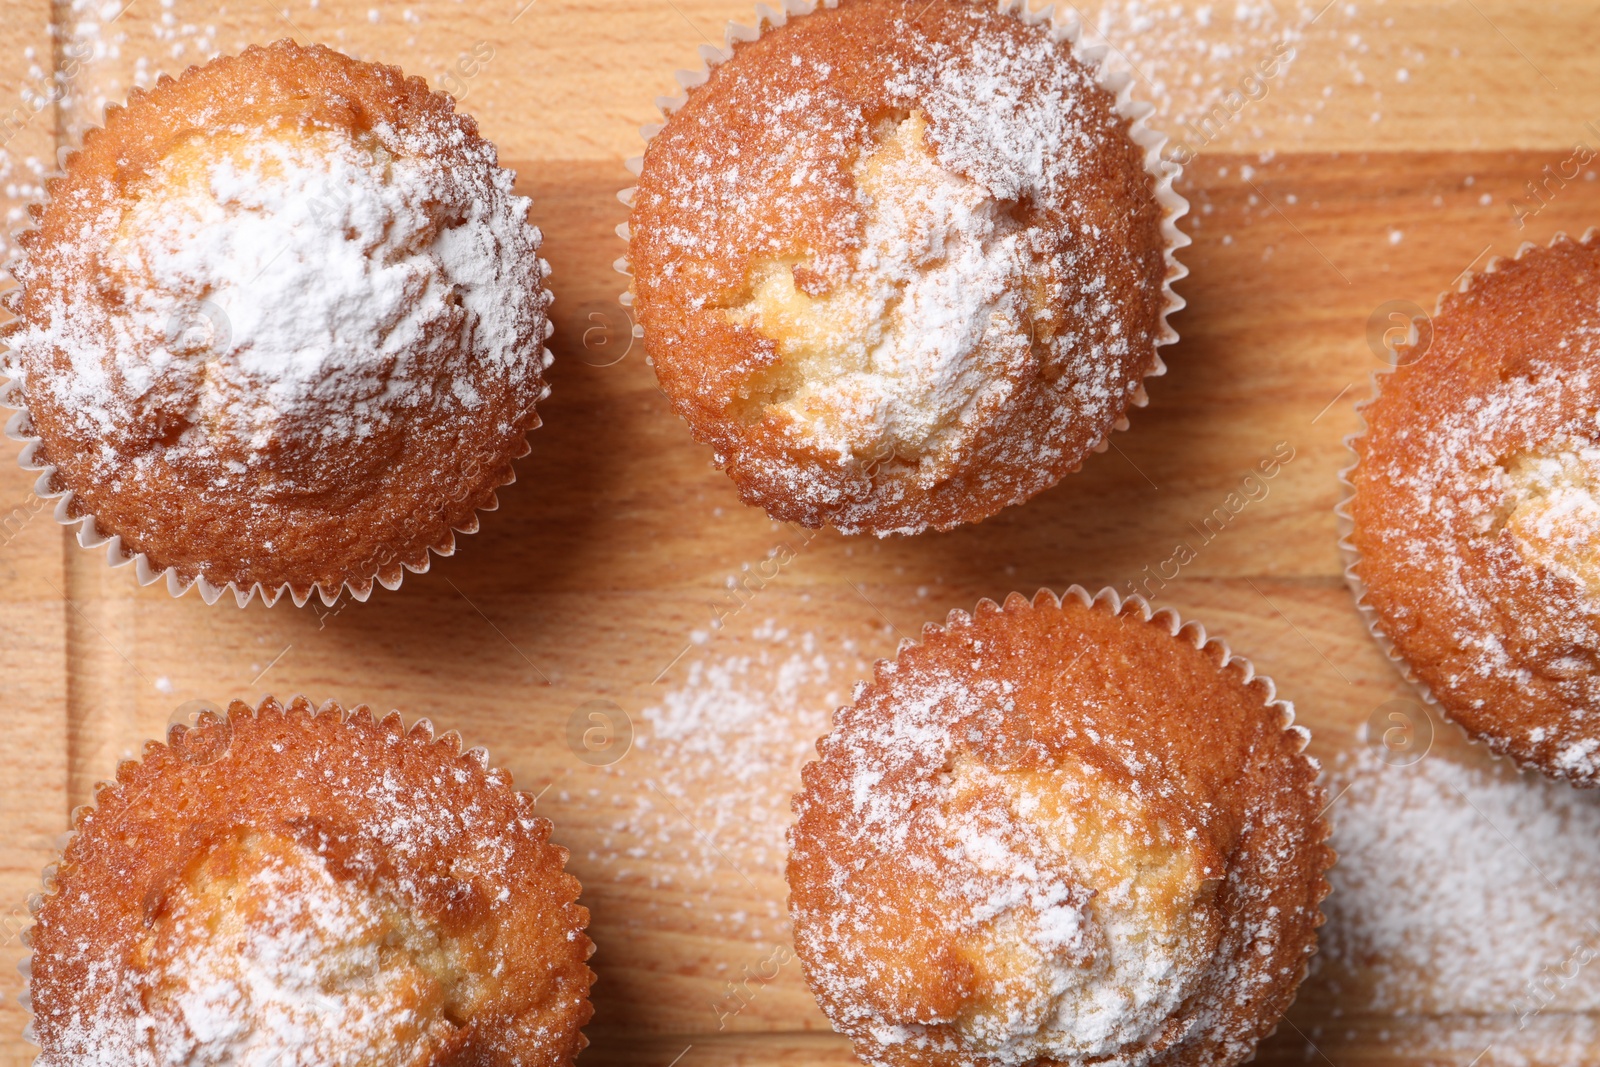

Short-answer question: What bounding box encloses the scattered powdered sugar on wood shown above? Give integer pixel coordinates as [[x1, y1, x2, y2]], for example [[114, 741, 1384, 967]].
[[1305, 745, 1600, 1056], [1076, 1, 1368, 151], [49, 1, 449, 147], [0, 40, 53, 267], [590, 623, 863, 910], [53, 0, 224, 145]]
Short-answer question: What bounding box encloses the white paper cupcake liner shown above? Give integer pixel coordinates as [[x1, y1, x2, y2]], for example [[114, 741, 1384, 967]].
[[0, 61, 554, 610], [1050, 584, 1313, 752], [1336, 228, 1600, 748], [612, 0, 1190, 463]]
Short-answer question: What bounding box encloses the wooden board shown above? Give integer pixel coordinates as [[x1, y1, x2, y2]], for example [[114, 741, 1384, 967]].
[[5, 1, 1600, 1063]]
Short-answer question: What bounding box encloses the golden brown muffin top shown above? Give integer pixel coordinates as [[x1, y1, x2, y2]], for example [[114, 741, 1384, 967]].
[[2, 40, 550, 605], [28, 696, 593, 1066], [787, 589, 1329, 1067], [628, 0, 1178, 534], [1348, 232, 1600, 784]]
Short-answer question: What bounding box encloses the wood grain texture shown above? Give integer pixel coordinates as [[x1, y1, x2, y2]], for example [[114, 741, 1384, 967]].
[[4, 0, 1600, 1064], [0, 1, 69, 1063]]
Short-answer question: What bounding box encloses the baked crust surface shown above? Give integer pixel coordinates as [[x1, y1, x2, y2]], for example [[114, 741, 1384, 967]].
[[4, 40, 550, 602], [29, 696, 594, 1066], [787, 590, 1329, 1067], [1349, 233, 1600, 783], [628, 0, 1172, 534]]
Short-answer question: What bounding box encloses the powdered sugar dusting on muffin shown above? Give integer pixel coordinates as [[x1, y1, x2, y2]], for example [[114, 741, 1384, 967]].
[[1355, 356, 1600, 780], [885, 24, 1096, 205], [29, 702, 593, 1066], [41, 774, 509, 1066], [45, 837, 452, 1067], [6, 115, 545, 496], [799, 667, 1215, 1065], [2, 45, 554, 602], [152, 838, 449, 1067], [1501, 442, 1600, 602], [728, 111, 1107, 487], [788, 596, 1325, 1067]]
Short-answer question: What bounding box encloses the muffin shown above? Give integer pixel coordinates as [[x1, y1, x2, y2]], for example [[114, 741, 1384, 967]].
[[1, 40, 552, 606], [1343, 231, 1600, 785], [624, 0, 1186, 535], [787, 589, 1330, 1066], [25, 696, 594, 1065]]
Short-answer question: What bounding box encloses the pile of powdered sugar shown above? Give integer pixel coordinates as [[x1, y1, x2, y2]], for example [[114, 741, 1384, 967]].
[[7, 109, 545, 493]]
